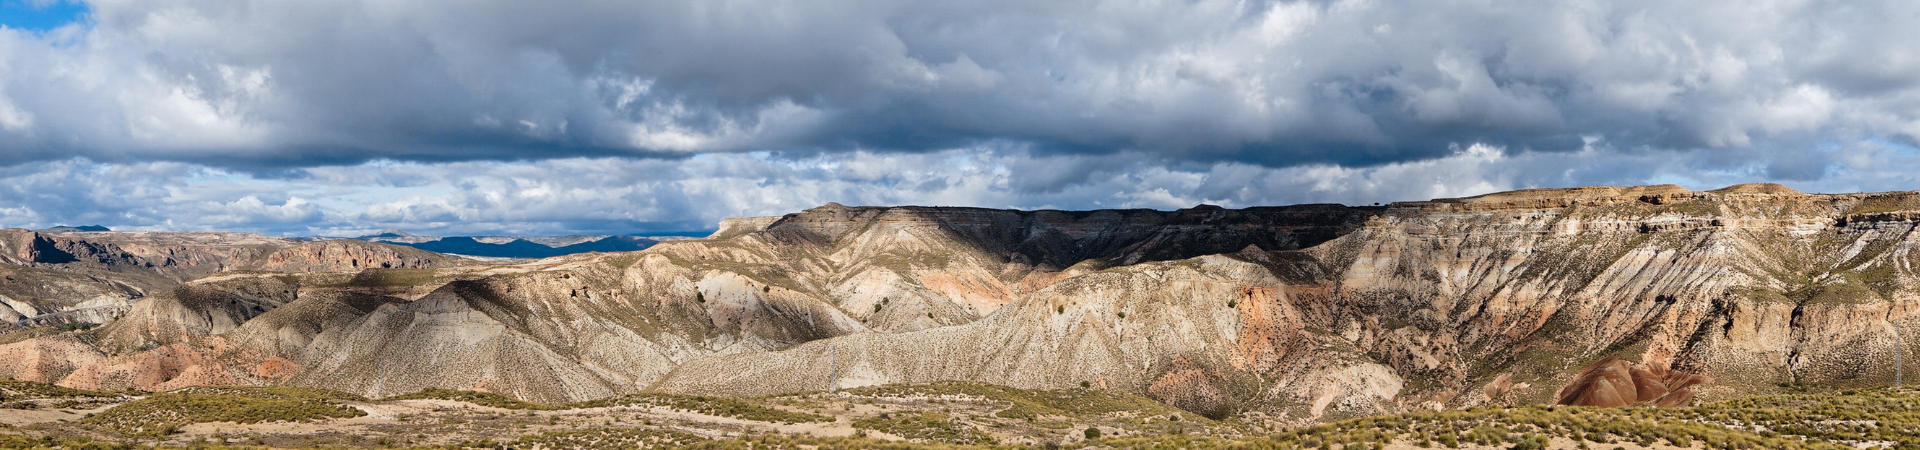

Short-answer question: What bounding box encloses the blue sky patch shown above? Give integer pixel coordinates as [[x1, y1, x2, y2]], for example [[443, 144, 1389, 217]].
[[0, 0, 87, 32]]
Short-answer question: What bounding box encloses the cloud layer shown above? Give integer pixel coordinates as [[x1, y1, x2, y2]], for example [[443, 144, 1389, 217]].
[[2, 0, 1918, 234]]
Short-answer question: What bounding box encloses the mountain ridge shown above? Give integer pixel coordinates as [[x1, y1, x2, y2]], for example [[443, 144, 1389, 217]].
[[355, 233, 706, 258], [5, 183, 1920, 422]]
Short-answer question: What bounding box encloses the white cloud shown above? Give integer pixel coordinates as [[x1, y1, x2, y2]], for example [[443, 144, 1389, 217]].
[[0, 94, 31, 132], [0, 0, 1917, 234], [0, 0, 1910, 167], [8, 136, 1918, 236]]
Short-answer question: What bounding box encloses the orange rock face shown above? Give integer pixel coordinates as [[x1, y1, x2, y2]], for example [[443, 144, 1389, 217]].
[[1147, 357, 1235, 419], [251, 357, 299, 379], [58, 344, 239, 392], [1555, 356, 1711, 408], [0, 336, 106, 383]]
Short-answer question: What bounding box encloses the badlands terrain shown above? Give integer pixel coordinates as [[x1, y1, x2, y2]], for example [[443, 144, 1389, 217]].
[[6, 183, 1920, 448]]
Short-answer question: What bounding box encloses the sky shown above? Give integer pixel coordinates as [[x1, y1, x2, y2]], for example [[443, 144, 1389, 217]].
[[1, 0, 1918, 236]]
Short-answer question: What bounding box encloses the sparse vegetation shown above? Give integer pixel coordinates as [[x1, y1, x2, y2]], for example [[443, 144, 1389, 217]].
[[846, 381, 1179, 421], [79, 386, 366, 436], [8, 381, 1920, 450], [53, 322, 96, 332], [0, 379, 126, 409], [854, 411, 994, 445], [572, 393, 831, 423], [1210, 387, 1920, 450], [326, 268, 442, 287], [387, 388, 556, 410], [507, 427, 711, 449]]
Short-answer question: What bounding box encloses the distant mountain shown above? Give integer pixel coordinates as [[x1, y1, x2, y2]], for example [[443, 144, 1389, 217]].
[[359, 229, 413, 239], [356, 233, 708, 258], [36, 225, 110, 233]]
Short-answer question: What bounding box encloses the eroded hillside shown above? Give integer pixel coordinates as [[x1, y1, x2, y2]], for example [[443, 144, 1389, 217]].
[[0, 231, 462, 331], [5, 184, 1920, 423]]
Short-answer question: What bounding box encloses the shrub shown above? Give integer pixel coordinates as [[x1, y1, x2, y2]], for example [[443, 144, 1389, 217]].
[[852, 411, 993, 445], [0, 380, 127, 410], [386, 388, 555, 410], [571, 393, 831, 423], [81, 386, 365, 436], [845, 381, 1177, 422]]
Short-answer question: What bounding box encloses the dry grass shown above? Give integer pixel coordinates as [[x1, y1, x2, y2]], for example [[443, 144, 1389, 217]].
[[79, 386, 366, 436], [0, 380, 129, 410], [571, 393, 832, 423], [386, 388, 556, 410]]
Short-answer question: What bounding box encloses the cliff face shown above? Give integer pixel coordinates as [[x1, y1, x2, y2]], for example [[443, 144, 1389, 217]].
[[253, 240, 459, 273], [7, 184, 1920, 420]]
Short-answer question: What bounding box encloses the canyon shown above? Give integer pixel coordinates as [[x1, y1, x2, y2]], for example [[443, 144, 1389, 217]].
[[2, 183, 1919, 423]]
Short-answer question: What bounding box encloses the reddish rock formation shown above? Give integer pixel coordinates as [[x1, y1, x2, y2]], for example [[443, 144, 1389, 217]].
[[1556, 356, 1711, 408], [1147, 357, 1237, 419], [0, 336, 106, 383]]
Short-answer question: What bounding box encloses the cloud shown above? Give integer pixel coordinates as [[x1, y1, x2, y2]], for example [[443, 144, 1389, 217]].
[[2, 1, 1919, 234], [6, 137, 1917, 236], [0, 0, 1910, 169]]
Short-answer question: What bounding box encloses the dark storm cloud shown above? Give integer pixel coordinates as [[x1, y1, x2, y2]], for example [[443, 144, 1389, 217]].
[[2, 0, 1915, 170], [3, 0, 1920, 235]]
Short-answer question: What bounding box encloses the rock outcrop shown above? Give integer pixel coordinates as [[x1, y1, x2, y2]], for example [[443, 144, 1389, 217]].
[[254, 240, 457, 273], [1555, 356, 1710, 408]]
